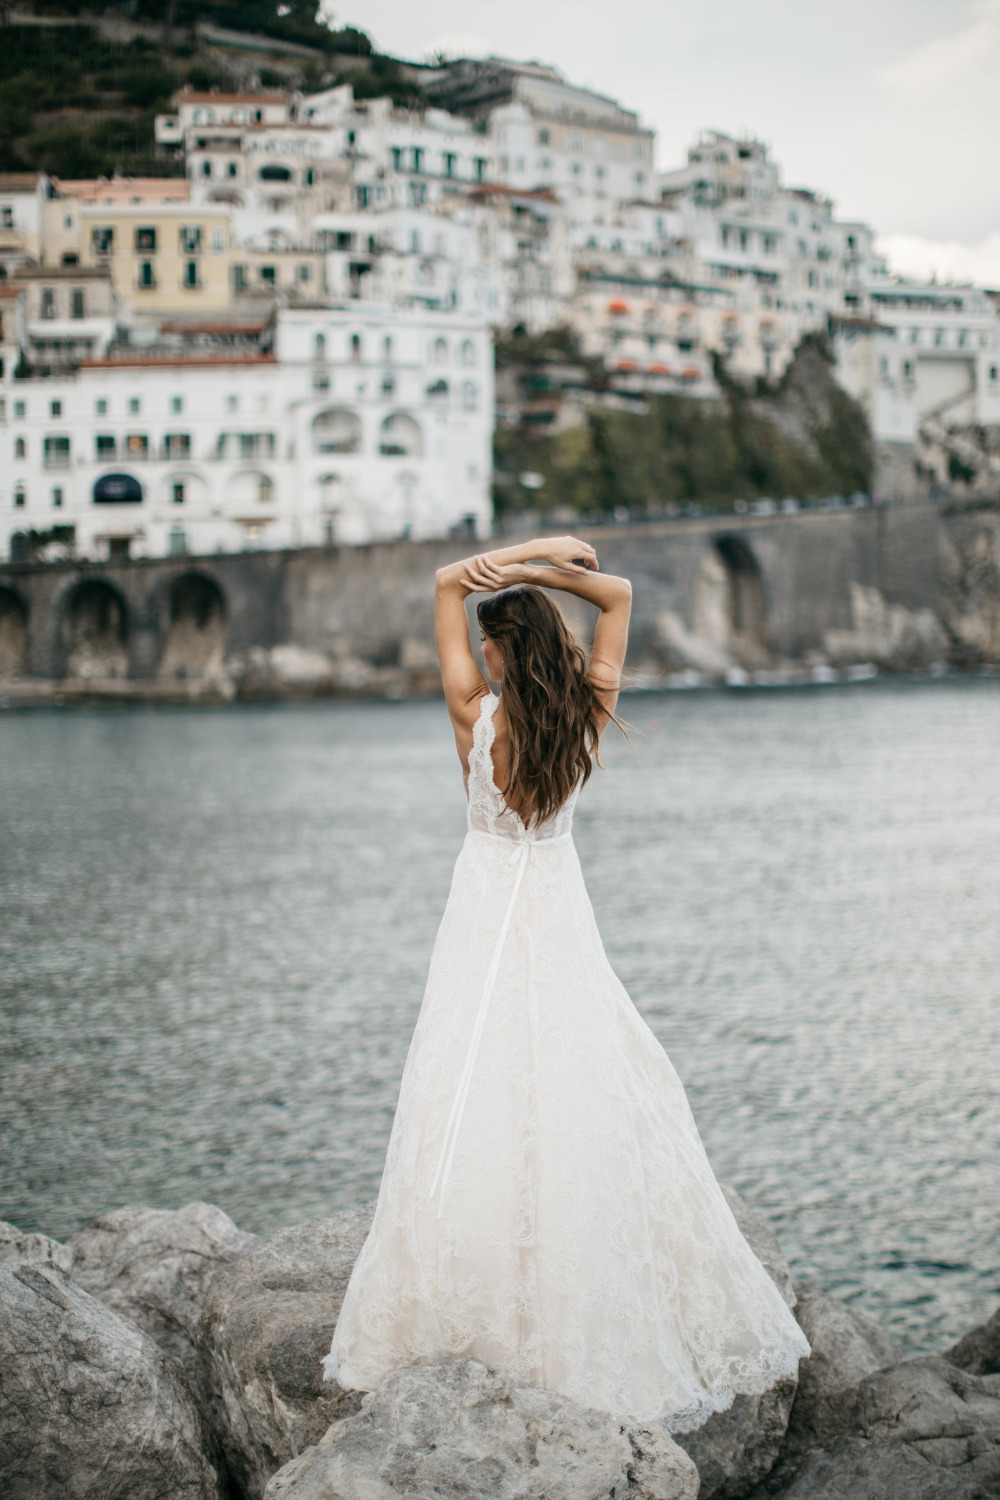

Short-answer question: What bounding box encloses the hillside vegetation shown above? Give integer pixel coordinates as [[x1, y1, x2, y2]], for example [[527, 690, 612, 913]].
[[494, 332, 873, 516], [0, 2, 417, 179]]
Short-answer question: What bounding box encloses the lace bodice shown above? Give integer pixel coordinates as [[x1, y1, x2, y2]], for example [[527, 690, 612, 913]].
[[466, 693, 579, 843]]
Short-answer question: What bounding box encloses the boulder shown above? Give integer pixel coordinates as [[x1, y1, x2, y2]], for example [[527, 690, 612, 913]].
[[0, 1262, 219, 1500], [946, 1308, 1000, 1378], [199, 1202, 374, 1500], [0, 1219, 73, 1273], [775, 1355, 1000, 1495], [263, 1356, 700, 1500], [67, 1201, 257, 1399], [783, 1281, 900, 1454], [747, 1435, 991, 1499], [675, 1185, 802, 1500]]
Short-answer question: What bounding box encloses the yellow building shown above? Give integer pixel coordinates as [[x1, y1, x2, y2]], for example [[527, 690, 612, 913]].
[[44, 190, 235, 314]]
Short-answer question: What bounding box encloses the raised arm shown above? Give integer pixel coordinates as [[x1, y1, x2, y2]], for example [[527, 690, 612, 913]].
[[434, 534, 600, 734], [458, 541, 632, 724]]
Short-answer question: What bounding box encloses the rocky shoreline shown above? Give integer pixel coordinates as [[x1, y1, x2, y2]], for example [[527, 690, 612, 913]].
[[1, 1191, 997, 1499]]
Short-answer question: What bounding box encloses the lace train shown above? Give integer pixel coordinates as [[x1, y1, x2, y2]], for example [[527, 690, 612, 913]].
[[324, 693, 809, 1426]]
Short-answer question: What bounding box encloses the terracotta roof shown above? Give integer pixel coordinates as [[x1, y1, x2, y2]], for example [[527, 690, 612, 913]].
[[0, 284, 24, 298], [53, 177, 189, 202], [159, 319, 271, 334], [174, 91, 288, 104], [0, 173, 44, 192], [81, 354, 277, 368]]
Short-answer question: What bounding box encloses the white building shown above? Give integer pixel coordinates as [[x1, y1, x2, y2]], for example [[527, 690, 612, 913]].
[[1, 304, 493, 561]]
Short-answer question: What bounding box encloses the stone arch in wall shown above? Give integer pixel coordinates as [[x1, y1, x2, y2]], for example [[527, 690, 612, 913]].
[[158, 572, 227, 681], [0, 585, 29, 676], [379, 412, 423, 458], [692, 534, 769, 668], [61, 579, 129, 680]]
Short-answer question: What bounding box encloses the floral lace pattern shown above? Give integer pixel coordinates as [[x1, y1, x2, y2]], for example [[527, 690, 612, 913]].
[[324, 693, 809, 1427]]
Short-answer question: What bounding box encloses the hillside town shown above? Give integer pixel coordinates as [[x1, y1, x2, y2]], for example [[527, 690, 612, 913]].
[[1, 52, 998, 563]]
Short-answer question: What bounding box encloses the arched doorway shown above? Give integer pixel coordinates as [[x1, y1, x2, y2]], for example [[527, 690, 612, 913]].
[[692, 535, 769, 667], [0, 586, 29, 676], [62, 580, 129, 680], [158, 573, 227, 681]]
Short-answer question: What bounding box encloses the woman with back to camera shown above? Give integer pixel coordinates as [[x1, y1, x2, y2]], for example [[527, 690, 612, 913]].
[[323, 533, 809, 1428]]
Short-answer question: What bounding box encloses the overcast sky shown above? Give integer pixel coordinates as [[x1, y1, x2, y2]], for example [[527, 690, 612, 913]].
[[325, 0, 1000, 286]]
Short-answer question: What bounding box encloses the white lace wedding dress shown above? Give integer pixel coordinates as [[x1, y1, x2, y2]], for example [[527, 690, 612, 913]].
[[323, 692, 809, 1427]]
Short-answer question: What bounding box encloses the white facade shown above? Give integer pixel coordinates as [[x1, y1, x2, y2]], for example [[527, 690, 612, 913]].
[[0, 305, 493, 561]]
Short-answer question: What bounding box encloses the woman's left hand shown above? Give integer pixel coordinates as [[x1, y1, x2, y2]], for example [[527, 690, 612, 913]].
[[461, 555, 535, 592]]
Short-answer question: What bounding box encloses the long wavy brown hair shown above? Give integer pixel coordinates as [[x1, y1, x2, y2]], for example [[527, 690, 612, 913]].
[[477, 584, 623, 825]]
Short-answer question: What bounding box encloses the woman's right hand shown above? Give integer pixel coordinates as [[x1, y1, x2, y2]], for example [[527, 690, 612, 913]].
[[539, 536, 599, 573]]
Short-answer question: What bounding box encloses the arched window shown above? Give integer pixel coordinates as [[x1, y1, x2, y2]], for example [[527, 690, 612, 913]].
[[14, 484, 26, 508], [14, 437, 25, 458], [312, 408, 362, 455], [462, 381, 478, 411], [314, 332, 326, 360], [379, 412, 423, 458], [460, 339, 475, 366], [433, 337, 448, 366], [350, 333, 362, 362]]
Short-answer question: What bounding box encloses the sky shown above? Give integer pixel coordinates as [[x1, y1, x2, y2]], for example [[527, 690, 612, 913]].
[[323, 0, 1000, 286]]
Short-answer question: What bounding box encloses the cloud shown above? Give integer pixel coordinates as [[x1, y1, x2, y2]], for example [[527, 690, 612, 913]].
[[875, 230, 1000, 288], [875, 0, 1000, 94]]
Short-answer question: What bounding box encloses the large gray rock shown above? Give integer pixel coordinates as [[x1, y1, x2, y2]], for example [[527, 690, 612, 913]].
[[773, 1355, 1000, 1495], [675, 1185, 803, 1500], [783, 1281, 900, 1454], [0, 1262, 219, 1500], [0, 1219, 74, 1273], [747, 1435, 992, 1499], [199, 1202, 374, 1500], [67, 1201, 257, 1400], [263, 1356, 700, 1500], [947, 1308, 1000, 1378]]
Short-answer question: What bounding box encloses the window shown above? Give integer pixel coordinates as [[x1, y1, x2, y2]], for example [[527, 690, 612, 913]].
[[171, 395, 183, 414], [183, 260, 199, 288], [259, 476, 274, 504], [201, 161, 212, 177], [15, 485, 25, 508], [41, 289, 55, 319], [163, 434, 190, 459], [172, 482, 185, 505], [350, 333, 362, 362], [71, 289, 85, 319], [126, 434, 149, 458], [169, 528, 187, 555], [433, 337, 448, 366], [14, 400, 26, 418], [312, 409, 362, 454], [312, 371, 330, 394], [95, 435, 116, 458], [226, 394, 238, 412], [15, 437, 25, 458], [473, 157, 486, 182], [444, 152, 457, 177], [461, 339, 475, 366], [381, 372, 396, 396], [2, 206, 13, 227], [383, 335, 393, 361], [139, 260, 156, 288], [305, 168, 314, 186], [43, 436, 71, 469], [95, 398, 107, 415], [538, 128, 549, 146], [129, 397, 140, 415], [135, 227, 156, 251], [52, 487, 63, 508], [379, 412, 422, 457], [227, 163, 238, 180], [260, 265, 275, 284], [990, 365, 999, 382], [181, 226, 201, 252], [297, 262, 311, 282], [462, 381, 478, 411], [232, 264, 247, 292]]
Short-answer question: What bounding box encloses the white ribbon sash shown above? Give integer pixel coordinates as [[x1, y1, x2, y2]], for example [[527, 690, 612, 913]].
[[430, 827, 571, 1216]]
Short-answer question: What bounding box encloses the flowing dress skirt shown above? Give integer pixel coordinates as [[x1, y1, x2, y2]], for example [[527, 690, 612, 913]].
[[324, 827, 809, 1428]]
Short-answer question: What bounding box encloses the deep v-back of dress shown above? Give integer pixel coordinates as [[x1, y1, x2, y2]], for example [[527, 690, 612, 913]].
[[324, 693, 808, 1426]]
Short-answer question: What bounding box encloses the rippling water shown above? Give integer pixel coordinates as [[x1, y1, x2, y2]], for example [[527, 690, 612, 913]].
[[2, 680, 998, 1353]]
